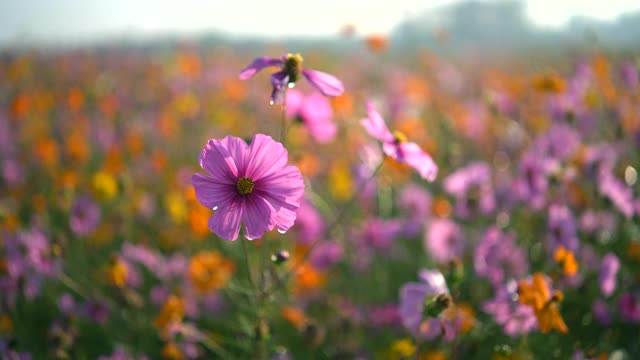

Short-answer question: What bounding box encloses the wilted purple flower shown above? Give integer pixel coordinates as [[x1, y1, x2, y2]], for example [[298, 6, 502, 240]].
[[70, 195, 101, 236], [361, 102, 438, 181], [239, 53, 344, 104], [309, 241, 343, 271], [444, 162, 495, 218], [424, 219, 464, 263], [619, 292, 640, 323], [399, 269, 449, 339], [286, 89, 337, 143], [483, 281, 537, 336], [294, 198, 326, 246], [599, 253, 620, 297], [598, 171, 635, 218], [474, 227, 528, 285], [547, 205, 579, 252]]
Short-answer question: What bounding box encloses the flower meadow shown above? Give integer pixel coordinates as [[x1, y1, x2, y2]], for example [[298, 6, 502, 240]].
[[1, 43, 640, 360]]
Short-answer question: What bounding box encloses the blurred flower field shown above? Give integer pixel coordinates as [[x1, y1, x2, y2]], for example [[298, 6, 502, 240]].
[[1, 41, 640, 359]]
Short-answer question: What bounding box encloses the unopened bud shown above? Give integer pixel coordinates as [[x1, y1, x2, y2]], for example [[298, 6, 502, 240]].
[[423, 293, 452, 318], [271, 250, 290, 265]]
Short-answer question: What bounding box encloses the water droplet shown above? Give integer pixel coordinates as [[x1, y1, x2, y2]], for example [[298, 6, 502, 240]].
[[625, 165, 637, 186], [287, 82, 295, 89], [277, 228, 287, 234], [269, 100, 275, 106], [212, 206, 218, 211]]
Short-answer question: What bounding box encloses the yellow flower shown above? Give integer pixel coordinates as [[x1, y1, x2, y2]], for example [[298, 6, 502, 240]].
[[92, 171, 118, 200], [165, 191, 188, 224], [328, 161, 353, 201], [107, 256, 128, 288], [188, 251, 234, 294], [387, 338, 416, 359]]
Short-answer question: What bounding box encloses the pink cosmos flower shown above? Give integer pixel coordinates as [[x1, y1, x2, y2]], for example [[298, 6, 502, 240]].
[[239, 53, 344, 105], [286, 89, 337, 143], [192, 134, 304, 241], [360, 102, 437, 181]]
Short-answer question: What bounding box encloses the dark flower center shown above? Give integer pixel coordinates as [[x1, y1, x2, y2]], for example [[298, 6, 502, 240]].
[[283, 53, 303, 84], [393, 131, 408, 144], [236, 177, 255, 195]]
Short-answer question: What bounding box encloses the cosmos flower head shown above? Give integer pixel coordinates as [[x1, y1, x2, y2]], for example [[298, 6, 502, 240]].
[[360, 102, 438, 181], [399, 269, 450, 339], [286, 89, 337, 143], [192, 134, 304, 241], [239, 53, 344, 105]]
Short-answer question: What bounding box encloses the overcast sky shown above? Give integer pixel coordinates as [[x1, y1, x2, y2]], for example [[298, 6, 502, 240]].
[[0, 0, 639, 44]]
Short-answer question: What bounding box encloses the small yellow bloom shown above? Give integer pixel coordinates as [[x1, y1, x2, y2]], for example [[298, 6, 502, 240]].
[[107, 256, 128, 288], [328, 161, 353, 201], [165, 191, 188, 225], [387, 338, 416, 359], [154, 295, 185, 331], [161, 342, 185, 360], [92, 171, 118, 200]]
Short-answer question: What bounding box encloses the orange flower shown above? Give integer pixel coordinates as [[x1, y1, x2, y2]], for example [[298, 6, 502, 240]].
[[188, 251, 234, 294], [292, 261, 326, 295], [154, 295, 185, 330], [0, 314, 12, 334], [554, 246, 579, 276], [366, 34, 389, 52], [161, 342, 185, 360], [517, 273, 568, 333], [281, 306, 308, 329]]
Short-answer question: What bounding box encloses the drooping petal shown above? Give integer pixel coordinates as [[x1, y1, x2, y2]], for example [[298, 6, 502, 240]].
[[191, 173, 237, 210], [208, 199, 243, 241], [360, 101, 394, 142], [302, 69, 344, 97], [238, 57, 283, 80], [242, 196, 274, 240], [270, 71, 289, 105], [199, 137, 243, 181], [245, 134, 288, 181], [399, 142, 438, 182]]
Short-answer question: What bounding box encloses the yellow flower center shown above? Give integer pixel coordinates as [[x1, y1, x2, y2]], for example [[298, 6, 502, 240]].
[[236, 177, 255, 195], [284, 53, 304, 84], [393, 130, 408, 144]]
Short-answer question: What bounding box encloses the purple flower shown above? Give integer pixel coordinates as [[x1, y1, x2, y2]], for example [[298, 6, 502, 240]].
[[599, 253, 620, 297], [619, 292, 640, 323], [592, 299, 612, 326], [70, 195, 101, 236], [483, 281, 537, 336], [621, 62, 638, 90], [309, 241, 343, 271], [397, 184, 432, 236], [360, 102, 438, 181], [239, 53, 344, 105], [598, 171, 635, 218], [547, 205, 579, 252], [192, 134, 304, 241], [286, 89, 337, 143], [293, 198, 326, 246], [424, 219, 464, 263], [398, 270, 449, 338], [513, 153, 550, 209], [474, 227, 528, 286], [367, 304, 401, 329], [444, 162, 495, 218]]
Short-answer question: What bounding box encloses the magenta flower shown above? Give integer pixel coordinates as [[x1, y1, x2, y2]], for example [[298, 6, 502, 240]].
[[192, 134, 304, 241], [599, 253, 620, 297], [286, 89, 337, 143], [360, 102, 437, 181], [239, 53, 344, 105]]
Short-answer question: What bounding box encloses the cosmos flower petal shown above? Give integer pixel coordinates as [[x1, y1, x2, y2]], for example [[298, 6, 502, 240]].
[[245, 134, 288, 181], [285, 89, 305, 119], [208, 200, 243, 241], [192, 173, 236, 210], [361, 101, 394, 142], [199, 137, 241, 181], [256, 165, 304, 232], [242, 196, 273, 240], [270, 71, 289, 105], [399, 142, 438, 182], [302, 69, 344, 97], [238, 57, 284, 80]]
